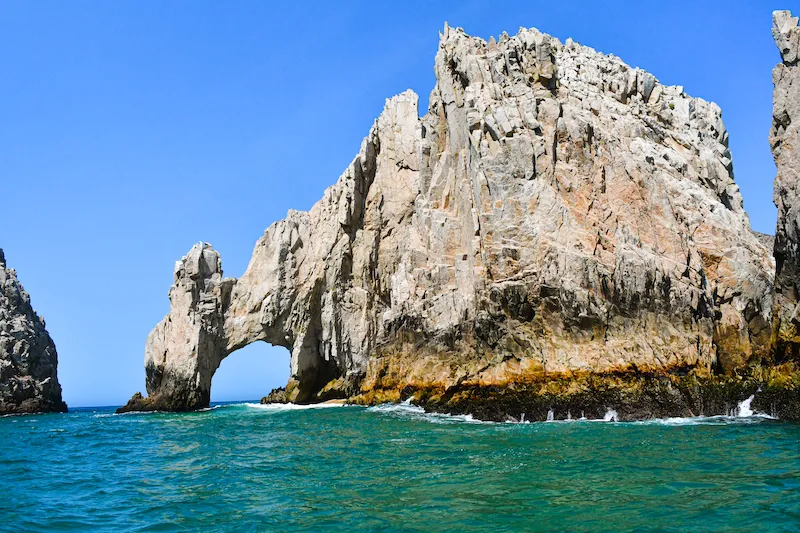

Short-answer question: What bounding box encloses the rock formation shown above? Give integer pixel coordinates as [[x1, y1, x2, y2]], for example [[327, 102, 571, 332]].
[[121, 21, 778, 415], [771, 10, 800, 363], [0, 249, 67, 414]]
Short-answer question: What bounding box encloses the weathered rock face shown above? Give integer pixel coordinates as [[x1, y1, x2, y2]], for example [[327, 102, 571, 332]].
[[122, 22, 775, 412], [0, 249, 67, 414], [771, 10, 800, 363]]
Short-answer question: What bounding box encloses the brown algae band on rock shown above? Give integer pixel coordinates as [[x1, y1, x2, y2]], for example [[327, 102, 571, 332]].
[[121, 15, 800, 420]]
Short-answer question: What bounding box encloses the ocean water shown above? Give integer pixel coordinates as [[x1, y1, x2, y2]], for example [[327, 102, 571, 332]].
[[1, 402, 799, 532]]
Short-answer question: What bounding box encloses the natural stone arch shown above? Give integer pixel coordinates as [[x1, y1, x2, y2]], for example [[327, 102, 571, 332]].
[[120, 93, 416, 412], [120, 25, 778, 413], [129, 243, 344, 411]]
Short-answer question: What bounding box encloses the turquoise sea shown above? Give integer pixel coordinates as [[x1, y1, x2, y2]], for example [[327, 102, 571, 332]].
[[1, 401, 799, 532]]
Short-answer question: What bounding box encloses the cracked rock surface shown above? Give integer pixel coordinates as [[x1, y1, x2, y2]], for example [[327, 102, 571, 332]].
[[121, 22, 775, 412], [772, 10, 800, 361], [0, 249, 67, 414]]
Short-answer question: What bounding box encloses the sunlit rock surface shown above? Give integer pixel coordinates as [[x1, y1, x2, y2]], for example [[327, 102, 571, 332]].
[[0, 249, 67, 414], [121, 22, 777, 413], [771, 10, 800, 362]]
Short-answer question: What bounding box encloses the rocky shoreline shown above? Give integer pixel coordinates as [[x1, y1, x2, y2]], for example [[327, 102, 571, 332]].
[[252, 360, 800, 422], [382, 368, 800, 422], [250, 365, 800, 422]]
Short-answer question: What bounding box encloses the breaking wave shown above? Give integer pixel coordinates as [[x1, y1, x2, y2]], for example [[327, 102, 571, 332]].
[[630, 414, 776, 426], [367, 400, 491, 425], [243, 402, 351, 411], [366, 396, 777, 426]]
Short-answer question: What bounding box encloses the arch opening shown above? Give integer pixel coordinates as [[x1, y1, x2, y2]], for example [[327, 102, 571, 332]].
[[210, 342, 290, 403]]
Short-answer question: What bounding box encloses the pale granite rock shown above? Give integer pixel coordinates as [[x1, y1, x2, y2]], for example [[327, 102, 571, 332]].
[[122, 22, 775, 411], [771, 10, 800, 362], [0, 249, 67, 414]]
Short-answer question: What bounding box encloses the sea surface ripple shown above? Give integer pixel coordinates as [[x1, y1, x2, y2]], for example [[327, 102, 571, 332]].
[[1, 402, 799, 532]]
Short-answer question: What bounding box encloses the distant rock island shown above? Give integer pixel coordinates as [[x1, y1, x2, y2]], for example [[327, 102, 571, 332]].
[[0, 249, 66, 414], [120, 11, 800, 420]]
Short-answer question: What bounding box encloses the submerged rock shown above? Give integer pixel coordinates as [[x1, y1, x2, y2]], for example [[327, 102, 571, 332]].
[[771, 10, 800, 363], [124, 20, 782, 415], [0, 249, 67, 414]]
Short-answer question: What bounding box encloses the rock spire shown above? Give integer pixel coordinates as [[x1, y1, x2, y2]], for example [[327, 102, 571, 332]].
[[0, 249, 67, 414]]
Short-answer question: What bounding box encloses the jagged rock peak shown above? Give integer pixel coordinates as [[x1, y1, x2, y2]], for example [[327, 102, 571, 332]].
[[773, 10, 800, 65], [123, 20, 775, 412], [0, 248, 67, 414], [771, 10, 800, 361]]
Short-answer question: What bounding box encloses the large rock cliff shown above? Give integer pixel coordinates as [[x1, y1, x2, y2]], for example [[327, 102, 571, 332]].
[[121, 22, 778, 415], [0, 249, 67, 414], [772, 10, 800, 362]]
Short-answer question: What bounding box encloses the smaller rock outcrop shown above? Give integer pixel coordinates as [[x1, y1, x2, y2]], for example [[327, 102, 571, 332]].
[[771, 10, 800, 362], [0, 249, 67, 414], [260, 386, 288, 404]]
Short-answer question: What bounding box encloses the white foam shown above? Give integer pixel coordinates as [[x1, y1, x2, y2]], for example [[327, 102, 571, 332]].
[[244, 402, 349, 411], [238, 397, 779, 426], [735, 395, 755, 417], [603, 409, 619, 422], [94, 410, 161, 418], [367, 402, 490, 424], [631, 413, 776, 426]]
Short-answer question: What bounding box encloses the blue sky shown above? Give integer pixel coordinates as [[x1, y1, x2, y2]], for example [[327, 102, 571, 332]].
[[1, 1, 796, 407]]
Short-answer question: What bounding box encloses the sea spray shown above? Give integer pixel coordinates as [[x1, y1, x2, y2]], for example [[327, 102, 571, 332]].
[[735, 387, 762, 417], [367, 402, 489, 425], [245, 402, 348, 411], [604, 409, 618, 422], [736, 395, 755, 417]]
